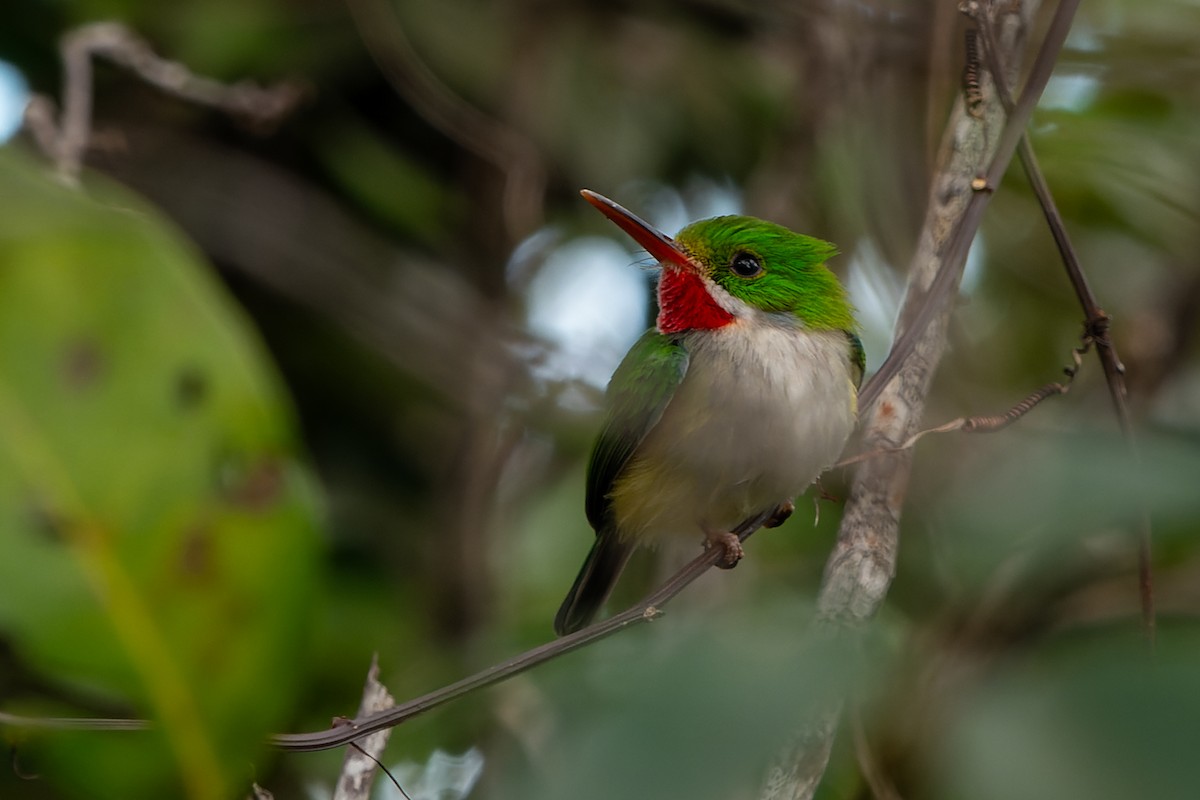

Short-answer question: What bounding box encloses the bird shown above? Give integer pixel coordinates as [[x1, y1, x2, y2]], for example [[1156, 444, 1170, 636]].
[[553, 189, 864, 637]]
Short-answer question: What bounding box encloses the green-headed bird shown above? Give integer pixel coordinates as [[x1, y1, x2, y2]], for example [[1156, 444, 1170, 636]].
[[553, 190, 864, 636]]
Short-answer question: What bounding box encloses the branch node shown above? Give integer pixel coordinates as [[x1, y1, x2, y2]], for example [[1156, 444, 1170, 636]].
[[1085, 309, 1112, 341]]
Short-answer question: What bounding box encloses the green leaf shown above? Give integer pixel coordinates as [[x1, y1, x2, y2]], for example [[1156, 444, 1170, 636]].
[[0, 147, 321, 800]]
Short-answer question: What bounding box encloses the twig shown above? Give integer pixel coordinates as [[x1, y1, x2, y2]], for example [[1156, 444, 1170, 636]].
[[348, 745, 411, 800], [271, 509, 773, 752], [833, 371, 1076, 470], [960, 381, 1069, 432], [972, 4, 1155, 643], [858, 0, 1081, 414], [23, 21, 303, 184]]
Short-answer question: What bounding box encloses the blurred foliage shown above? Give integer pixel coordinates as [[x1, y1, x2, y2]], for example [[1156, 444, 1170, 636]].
[[1, 0, 1199, 798], [0, 150, 320, 798]]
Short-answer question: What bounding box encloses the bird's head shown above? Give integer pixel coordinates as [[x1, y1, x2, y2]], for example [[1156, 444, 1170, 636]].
[[581, 190, 853, 335]]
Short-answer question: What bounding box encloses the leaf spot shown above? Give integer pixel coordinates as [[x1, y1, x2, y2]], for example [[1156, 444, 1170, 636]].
[[61, 338, 105, 391]]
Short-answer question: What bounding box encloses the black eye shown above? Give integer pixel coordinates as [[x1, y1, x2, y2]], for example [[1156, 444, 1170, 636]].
[[730, 251, 763, 278]]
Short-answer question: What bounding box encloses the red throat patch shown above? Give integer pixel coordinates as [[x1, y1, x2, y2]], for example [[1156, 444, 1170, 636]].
[[656, 266, 735, 334]]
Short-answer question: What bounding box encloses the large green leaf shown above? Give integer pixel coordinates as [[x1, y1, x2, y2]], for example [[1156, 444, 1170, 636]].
[[0, 147, 321, 799]]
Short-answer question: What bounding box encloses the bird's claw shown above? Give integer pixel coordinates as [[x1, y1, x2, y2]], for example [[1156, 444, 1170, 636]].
[[764, 501, 795, 528], [708, 531, 744, 569]]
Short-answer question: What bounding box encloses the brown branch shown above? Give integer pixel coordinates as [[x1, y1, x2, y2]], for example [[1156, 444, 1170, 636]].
[[959, 381, 1069, 432], [23, 22, 303, 184], [834, 365, 1078, 470], [972, 4, 1156, 642], [858, 0, 1081, 414], [272, 509, 773, 753]]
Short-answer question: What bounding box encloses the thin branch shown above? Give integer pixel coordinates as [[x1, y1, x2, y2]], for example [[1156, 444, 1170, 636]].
[[347, 745, 411, 800], [834, 368, 1078, 470], [858, 0, 1082, 414], [273, 509, 773, 752], [959, 381, 1070, 432], [972, 5, 1155, 642], [23, 22, 303, 184]]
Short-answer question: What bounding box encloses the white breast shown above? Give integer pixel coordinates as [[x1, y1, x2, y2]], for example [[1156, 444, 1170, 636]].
[[608, 321, 857, 543]]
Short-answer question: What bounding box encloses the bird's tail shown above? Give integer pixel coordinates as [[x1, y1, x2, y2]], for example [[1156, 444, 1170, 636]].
[[553, 531, 634, 636]]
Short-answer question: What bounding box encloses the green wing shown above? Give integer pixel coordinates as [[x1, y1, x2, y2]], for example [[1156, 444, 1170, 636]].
[[585, 330, 690, 530], [846, 330, 866, 390], [557, 331, 687, 634]]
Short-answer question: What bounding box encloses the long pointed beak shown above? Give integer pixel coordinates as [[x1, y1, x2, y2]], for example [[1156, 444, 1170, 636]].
[[580, 189, 694, 270]]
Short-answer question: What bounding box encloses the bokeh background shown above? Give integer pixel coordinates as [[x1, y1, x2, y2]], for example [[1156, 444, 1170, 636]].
[[1, 0, 1198, 798]]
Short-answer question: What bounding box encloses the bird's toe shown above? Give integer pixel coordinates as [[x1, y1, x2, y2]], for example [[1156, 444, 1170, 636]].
[[707, 531, 744, 569]]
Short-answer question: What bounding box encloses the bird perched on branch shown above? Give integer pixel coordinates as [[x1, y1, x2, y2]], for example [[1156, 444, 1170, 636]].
[[553, 190, 863, 636]]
